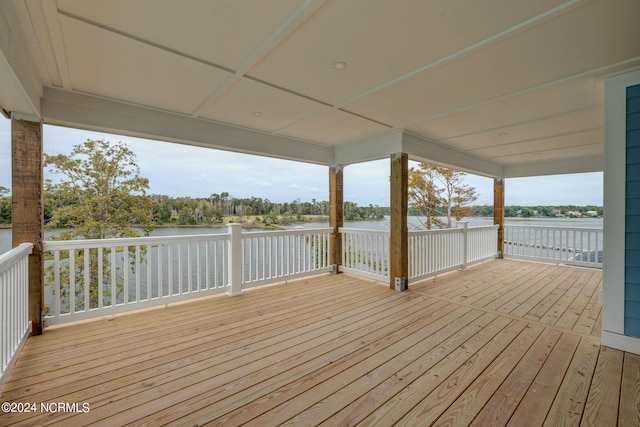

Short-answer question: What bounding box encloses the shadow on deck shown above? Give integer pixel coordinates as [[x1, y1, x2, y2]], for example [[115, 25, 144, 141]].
[[1, 259, 638, 426]]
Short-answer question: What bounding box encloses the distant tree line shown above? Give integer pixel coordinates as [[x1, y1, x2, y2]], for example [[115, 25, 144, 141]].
[[471, 205, 603, 218], [0, 190, 604, 227], [150, 195, 385, 225], [0, 188, 386, 226]]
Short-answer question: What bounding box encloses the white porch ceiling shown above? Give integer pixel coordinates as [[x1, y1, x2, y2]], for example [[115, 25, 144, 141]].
[[1, 0, 639, 178]]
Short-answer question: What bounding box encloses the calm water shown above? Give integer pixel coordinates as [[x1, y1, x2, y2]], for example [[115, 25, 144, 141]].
[[0, 216, 604, 255]]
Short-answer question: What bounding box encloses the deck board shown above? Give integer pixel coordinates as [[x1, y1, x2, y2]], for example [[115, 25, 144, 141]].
[[581, 345, 623, 427], [1, 259, 638, 426]]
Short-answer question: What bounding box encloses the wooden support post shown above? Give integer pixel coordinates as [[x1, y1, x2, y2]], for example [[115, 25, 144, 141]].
[[459, 221, 469, 270], [389, 153, 408, 290], [11, 116, 44, 335], [494, 178, 505, 259], [329, 165, 344, 272], [227, 223, 243, 296]]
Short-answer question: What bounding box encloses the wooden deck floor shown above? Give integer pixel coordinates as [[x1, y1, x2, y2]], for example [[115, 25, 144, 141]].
[[1, 259, 638, 426]]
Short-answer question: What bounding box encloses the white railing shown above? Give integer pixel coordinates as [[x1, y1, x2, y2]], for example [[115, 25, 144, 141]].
[[409, 228, 463, 280], [410, 224, 499, 282], [467, 225, 501, 264], [341, 224, 499, 282], [241, 228, 332, 289], [340, 228, 389, 280], [503, 225, 603, 268], [0, 243, 33, 386], [43, 233, 230, 326], [42, 225, 332, 326]]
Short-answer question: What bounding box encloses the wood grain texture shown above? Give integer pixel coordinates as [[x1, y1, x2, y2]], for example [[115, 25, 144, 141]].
[[389, 152, 408, 289], [619, 352, 640, 427], [581, 345, 623, 427], [11, 117, 43, 334], [2, 260, 635, 427]]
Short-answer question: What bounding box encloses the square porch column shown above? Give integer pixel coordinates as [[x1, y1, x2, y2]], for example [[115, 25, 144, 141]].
[[329, 165, 344, 271], [11, 115, 44, 335], [390, 153, 408, 290], [494, 178, 505, 259]]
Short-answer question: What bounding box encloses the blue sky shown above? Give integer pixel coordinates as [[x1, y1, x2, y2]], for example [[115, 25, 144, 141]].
[[0, 118, 603, 206]]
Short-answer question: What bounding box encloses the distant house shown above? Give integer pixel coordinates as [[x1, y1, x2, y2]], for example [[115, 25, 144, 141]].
[[586, 211, 599, 217]]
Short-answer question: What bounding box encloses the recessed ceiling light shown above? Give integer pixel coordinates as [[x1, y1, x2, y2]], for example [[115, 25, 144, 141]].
[[251, 111, 262, 117], [498, 132, 509, 137], [333, 61, 347, 70]]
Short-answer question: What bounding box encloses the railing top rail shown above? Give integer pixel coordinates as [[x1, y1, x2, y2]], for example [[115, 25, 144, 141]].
[[340, 224, 499, 237], [504, 224, 603, 232], [0, 242, 33, 275], [409, 228, 461, 236], [43, 233, 230, 251], [409, 224, 499, 235], [467, 224, 500, 230], [42, 227, 337, 251], [243, 227, 333, 238], [339, 227, 390, 236]]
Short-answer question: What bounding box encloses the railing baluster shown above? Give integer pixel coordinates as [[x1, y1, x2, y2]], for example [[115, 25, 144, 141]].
[[261, 236, 266, 279], [136, 245, 141, 302], [195, 241, 201, 292], [98, 247, 104, 309], [178, 243, 183, 295], [83, 248, 90, 311], [54, 250, 60, 316], [168, 243, 174, 297], [146, 244, 152, 299], [186, 242, 192, 293], [279, 235, 284, 277], [110, 248, 116, 306], [69, 249, 76, 314], [123, 246, 129, 304], [158, 243, 163, 297], [297, 234, 302, 274]]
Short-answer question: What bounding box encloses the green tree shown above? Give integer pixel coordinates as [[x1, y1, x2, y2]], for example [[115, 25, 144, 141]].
[[44, 139, 156, 312], [45, 139, 155, 238], [0, 186, 10, 225]]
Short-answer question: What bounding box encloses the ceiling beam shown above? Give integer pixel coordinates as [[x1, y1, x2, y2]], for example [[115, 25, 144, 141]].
[[402, 132, 504, 178], [41, 88, 334, 165], [503, 154, 603, 178], [333, 130, 403, 165]]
